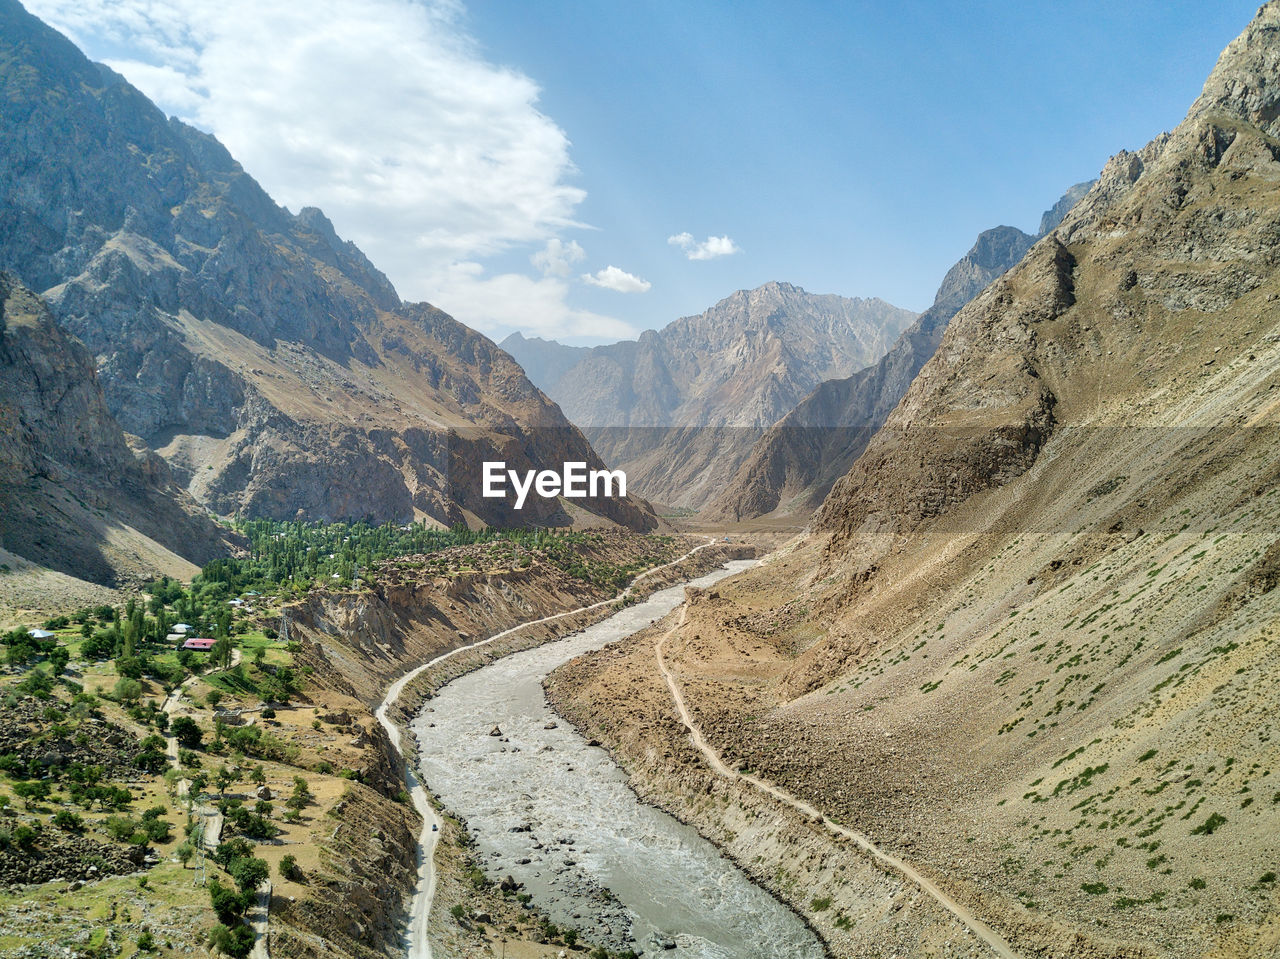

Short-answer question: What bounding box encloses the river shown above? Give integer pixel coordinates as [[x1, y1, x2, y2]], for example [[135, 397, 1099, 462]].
[[410, 560, 824, 958]]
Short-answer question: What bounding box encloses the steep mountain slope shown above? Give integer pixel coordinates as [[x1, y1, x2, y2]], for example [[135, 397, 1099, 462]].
[[707, 185, 1095, 522], [555, 6, 1280, 957], [503, 281, 914, 507], [0, 273, 228, 587], [0, 0, 654, 532]]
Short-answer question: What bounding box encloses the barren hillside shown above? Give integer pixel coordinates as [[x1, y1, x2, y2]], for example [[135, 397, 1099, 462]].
[[553, 5, 1280, 956]]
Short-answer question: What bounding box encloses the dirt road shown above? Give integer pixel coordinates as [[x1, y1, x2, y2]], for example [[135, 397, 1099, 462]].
[[655, 607, 1025, 959]]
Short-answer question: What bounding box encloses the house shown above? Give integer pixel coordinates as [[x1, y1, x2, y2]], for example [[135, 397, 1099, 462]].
[[172, 623, 193, 634], [26, 628, 55, 639], [181, 637, 216, 651]]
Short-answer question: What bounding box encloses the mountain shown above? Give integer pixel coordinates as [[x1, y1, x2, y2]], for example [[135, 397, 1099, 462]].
[[498, 333, 589, 392], [567, 6, 1280, 954], [707, 188, 1093, 522], [0, 273, 229, 586], [0, 0, 655, 532], [502, 282, 915, 506]]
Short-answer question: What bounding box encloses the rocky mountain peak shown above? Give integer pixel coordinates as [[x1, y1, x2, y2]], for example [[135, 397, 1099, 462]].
[[0, 1, 656, 532], [705, 179, 1091, 523], [1037, 180, 1095, 235], [1185, 1, 1280, 135], [930, 225, 1036, 314]]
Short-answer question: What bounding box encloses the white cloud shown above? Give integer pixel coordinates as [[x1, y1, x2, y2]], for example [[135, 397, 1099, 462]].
[[668, 231, 741, 260], [580, 266, 651, 294], [530, 238, 586, 277], [434, 262, 637, 340], [27, 0, 596, 335]]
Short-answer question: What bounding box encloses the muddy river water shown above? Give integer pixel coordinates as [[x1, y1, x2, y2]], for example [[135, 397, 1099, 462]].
[[411, 561, 824, 958]]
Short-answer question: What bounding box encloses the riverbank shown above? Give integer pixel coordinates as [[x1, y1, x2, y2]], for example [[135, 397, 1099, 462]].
[[545, 574, 1008, 959], [294, 532, 755, 959], [410, 562, 823, 959]]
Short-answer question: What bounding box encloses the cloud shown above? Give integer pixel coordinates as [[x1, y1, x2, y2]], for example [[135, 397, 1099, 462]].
[[434, 262, 637, 340], [667, 232, 741, 260], [530, 238, 586, 277], [580, 266, 652, 294], [26, 0, 588, 314]]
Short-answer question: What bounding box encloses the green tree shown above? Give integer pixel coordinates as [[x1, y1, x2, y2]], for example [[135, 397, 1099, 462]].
[[228, 855, 269, 892], [48, 646, 70, 676], [208, 878, 254, 922], [172, 716, 204, 749], [113, 676, 143, 704], [208, 924, 254, 958], [13, 780, 51, 809], [215, 765, 238, 797]]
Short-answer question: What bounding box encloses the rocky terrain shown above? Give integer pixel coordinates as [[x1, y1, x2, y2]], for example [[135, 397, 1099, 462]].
[[551, 5, 1280, 957], [502, 282, 914, 507], [0, 0, 655, 535], [0, 272, 229, 588], [706, 184, 1094, 522]]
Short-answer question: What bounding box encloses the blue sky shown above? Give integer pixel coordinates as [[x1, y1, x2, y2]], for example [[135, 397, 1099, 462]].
[[27, 0, 1260, 344]]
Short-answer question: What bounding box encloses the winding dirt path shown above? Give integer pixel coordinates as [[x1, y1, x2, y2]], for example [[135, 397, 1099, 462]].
[[376, 537, 721, 959], [655, 607, 1025, 959]]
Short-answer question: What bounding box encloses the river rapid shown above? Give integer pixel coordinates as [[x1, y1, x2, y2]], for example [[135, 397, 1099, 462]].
[[410, 560, 824, 958]]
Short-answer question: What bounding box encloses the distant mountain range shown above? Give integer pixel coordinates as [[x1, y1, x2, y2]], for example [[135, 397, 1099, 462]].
[[502, 282, 915, 507], [705, 182, 1093, 521], [0, 0, 655, 585]]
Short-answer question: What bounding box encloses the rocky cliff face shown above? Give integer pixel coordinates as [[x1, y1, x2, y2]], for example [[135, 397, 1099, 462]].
[[707, 188, 1092, 522], [0, 273, 228, 584], [503, 281, 915, 507], [0, 0, 655, 532]]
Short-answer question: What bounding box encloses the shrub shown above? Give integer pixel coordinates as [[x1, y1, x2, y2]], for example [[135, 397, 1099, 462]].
[[52, 810, 83, 831], [208, 922, 254, 958], [113, 677, 143, 704], [208, 878, 254, 922], [11, 824, 38, 851], [1191, 813, 1228, 836]]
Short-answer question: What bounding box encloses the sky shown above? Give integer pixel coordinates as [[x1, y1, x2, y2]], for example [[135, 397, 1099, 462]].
[[24, 0, 1261, 345]]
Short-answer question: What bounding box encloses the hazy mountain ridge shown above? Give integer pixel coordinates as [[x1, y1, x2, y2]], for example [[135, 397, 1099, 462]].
[[503, 281, 915, 506], [0, 0, 656, 534], [704, 216, 1065, 520]]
